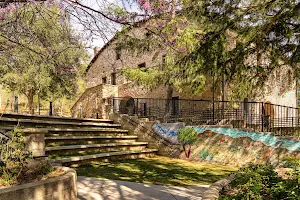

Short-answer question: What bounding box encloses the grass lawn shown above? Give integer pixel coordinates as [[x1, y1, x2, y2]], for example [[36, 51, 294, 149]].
[[75, 156, 238, 186]]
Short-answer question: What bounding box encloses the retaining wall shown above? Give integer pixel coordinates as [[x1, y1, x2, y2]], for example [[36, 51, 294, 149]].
[[0, 167, 77, 200]]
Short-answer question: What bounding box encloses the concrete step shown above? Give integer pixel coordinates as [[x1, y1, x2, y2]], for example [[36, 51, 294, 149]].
[[0, 113, 113, 124], [46, 135, 138, 146], [48, 149, 158, 167], [46, 128, 128, 137], [46, 142, 149, 156], [0, 117, 121, 129]]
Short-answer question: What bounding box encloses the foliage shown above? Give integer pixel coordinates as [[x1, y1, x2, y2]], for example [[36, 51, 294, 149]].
[[0, 3, 88, 114], [114, 0, 299, 100], [177, 127, 198, 158], [33, 161, 55, 177], [0, 128, 31, 186], [219, 163, 300, 200]]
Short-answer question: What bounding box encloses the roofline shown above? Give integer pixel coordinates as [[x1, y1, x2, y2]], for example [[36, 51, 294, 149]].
[[85, 18, 151, 74]]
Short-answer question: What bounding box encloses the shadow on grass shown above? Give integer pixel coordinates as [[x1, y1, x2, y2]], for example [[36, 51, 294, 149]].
[[76, 157, 237, 186]]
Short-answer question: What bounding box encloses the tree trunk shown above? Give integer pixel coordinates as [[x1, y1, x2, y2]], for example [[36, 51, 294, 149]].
[[164, 84, 173, 122], [27, 90, 34, 115], [183, 145, 192, 158]]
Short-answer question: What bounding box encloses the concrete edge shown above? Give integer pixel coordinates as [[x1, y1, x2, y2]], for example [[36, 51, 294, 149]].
[[201, 174, 236, 200], [0, 112, 112, 122], [0, 166, 77, 196], [0, 127, 49, 133], [49, 149, 159, 163]]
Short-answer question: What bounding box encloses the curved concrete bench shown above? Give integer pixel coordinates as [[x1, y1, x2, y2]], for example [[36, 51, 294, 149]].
[[0, 167, 77, 200]]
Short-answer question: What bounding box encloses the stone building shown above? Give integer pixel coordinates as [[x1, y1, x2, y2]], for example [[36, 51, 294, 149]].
[[71, 20, 298, 126]]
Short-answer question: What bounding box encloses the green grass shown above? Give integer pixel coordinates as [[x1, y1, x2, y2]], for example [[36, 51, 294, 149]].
[[76, 156, 238, 186]]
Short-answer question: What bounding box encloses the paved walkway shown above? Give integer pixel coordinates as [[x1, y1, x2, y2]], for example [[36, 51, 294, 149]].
[[77, 176, 209, 200]]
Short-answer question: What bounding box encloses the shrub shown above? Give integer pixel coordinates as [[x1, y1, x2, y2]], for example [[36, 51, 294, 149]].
[[177, 127, 198, 158], [0, 127, 31, 186], [219, 163, 300, 200]]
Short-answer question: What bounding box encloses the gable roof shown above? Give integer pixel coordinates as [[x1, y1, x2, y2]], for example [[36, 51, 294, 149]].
[[85, 19, 151, 74]]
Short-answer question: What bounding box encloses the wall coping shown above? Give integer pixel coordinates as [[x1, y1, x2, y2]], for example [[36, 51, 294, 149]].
[[202, 174, 235, 200]]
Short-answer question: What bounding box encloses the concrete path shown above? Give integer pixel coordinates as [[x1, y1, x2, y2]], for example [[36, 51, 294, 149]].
[[77, 176, 209, 200]]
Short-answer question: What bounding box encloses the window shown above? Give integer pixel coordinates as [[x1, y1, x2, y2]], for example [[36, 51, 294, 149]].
[[138, 62, 146, 69], [162, 55, 166, 64], [102, 77, 107, 84], [162, 55, 166, 69], [115, 48, 121, 60], [145, 31, 151, 38], [111, 73, 116, 85]]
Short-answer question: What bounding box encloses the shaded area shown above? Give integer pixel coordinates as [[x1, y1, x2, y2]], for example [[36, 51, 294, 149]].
[[76, 156, 237, 186]]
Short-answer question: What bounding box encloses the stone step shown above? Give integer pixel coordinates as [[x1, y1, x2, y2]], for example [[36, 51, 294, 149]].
[[46, 142, 149, 156], [46, 128, 128, 137], [45, 135, 138, 146], [0, 113, 113, 124], [45, 135, 138, 140], [0, 117, 121, 129], [48, 149, 158, 167]]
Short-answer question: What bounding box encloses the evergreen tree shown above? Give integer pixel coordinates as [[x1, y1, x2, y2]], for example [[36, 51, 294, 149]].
[[115, 0, 299, 101]]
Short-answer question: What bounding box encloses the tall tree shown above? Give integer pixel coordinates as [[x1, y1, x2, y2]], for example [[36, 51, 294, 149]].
[[115, 0, 299, 101], [0, 3, 87, 114]]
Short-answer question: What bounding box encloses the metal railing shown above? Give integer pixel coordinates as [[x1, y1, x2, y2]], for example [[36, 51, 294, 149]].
[[0, 97, 64, 117], [112, 97, 300, 136]]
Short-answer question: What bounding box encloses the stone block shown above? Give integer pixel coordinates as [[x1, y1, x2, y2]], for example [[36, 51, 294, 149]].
[[23, 128, 47, 157]]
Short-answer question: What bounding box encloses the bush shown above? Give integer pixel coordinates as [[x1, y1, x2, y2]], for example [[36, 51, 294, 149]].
[[219, 163, 300, 200], [0, 127, 31, 186], [177, 127, 198, 158]]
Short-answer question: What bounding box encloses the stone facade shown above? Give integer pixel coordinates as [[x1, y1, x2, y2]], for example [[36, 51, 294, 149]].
[[80, 20, 297, 118]]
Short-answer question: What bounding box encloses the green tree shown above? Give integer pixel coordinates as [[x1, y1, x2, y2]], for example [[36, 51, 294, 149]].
[[0, 4, 87, 114], [114, 0, 299, 102]]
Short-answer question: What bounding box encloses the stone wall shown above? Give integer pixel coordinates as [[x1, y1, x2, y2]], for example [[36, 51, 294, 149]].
[[149, 123, 300, 166], [0, 167, 77, 200], [71, 84, 118, 119]]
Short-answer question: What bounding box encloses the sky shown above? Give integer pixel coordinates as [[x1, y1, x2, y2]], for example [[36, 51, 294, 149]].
[[70, 0, 139, 57]]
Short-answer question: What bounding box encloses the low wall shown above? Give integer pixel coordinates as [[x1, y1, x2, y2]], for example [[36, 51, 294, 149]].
[[202, 174, 235, 200], [149, 123, 300, 166], [109, 113, 181, 157], [0, 167, 77, 200]]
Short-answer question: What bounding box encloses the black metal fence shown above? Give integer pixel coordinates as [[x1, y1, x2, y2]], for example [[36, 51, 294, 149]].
[[112, 97, 300, 136]]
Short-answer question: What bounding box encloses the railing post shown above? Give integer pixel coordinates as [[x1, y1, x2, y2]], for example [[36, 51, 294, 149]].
[[14, 96, 18, 113], [212, 101, 215, 122], [49, 102, 53, 116], [79, 103, 83, 118], [261, 102, 264, 132], [136, 98, 139, 116]]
